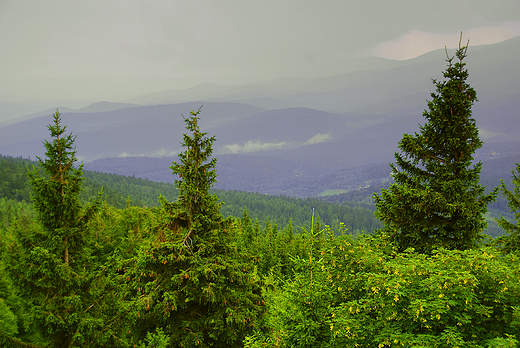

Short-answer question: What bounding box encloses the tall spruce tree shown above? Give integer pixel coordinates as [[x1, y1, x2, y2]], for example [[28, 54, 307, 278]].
[[29, 110, 86, 266], [6, 110, 100, 347], [170, 106, 221, 247], [373, 37, 496, 254], [133, 107, 263, 347]]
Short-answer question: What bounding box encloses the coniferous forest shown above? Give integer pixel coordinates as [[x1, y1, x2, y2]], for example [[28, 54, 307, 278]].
[[2, 43, 520, 348]]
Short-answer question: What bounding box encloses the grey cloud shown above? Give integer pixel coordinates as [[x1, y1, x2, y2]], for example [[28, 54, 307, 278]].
[[1, 0, 519, 104]]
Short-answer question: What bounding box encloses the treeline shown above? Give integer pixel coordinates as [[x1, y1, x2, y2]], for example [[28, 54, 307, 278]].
[[0, 154, 133, 209], [217, 190, 381, 233], [0, 154, 382, 235], [0, 154, 512, 239], [0, 156, 33, 202], [84, 168, 382, 233]]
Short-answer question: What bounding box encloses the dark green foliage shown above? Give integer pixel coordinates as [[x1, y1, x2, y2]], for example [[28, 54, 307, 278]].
[[239, 212, 312, 279], [0, 207, 30, 345], [82, 170, 168, 208], [81, 169, 383, 233], [27, 111, 93, 263], [131, 108, 263, 347], [0, 154, 385, 236], [374, 39, 496, 254], [0, 262, 19, 339], [495, 163, 520, 252], [0, 332, 43, 348], [0, 153, 134, 211], [0, 156, 33, 202], [0, 198, 34, 231], [169, 107, 221, 245], [5, 111, 102, 347], [88, 204, 161, 347], [133, 219, 263, 347], [219, 190, 382, 234]]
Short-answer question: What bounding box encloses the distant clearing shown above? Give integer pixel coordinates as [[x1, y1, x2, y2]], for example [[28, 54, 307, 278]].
[[318, 189, 348, 197]]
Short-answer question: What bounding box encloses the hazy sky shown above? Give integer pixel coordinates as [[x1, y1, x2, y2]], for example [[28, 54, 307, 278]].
[[1, 0, 520, 104]]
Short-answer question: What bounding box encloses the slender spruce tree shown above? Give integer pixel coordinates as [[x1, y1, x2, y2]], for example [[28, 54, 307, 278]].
[[6, 110, 100, 347], [170, 106, 221, 247], [373, 36, 496, 254], [133, 107, 263, 348], [29, 110, 86, 265]]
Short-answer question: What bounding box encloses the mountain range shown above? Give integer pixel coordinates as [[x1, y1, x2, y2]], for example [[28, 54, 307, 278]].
[[0, 37, 519, 198]]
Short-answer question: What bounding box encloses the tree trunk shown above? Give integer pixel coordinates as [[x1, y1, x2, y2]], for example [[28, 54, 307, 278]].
[[64, 237, 69, 266]]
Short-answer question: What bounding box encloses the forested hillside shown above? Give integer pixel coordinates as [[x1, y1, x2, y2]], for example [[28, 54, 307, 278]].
[[3, 152, 510, 239], [0, 154, 381, 235]]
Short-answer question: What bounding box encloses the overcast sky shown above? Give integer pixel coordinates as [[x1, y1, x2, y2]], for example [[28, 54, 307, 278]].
[[1, 0, 520, 105]]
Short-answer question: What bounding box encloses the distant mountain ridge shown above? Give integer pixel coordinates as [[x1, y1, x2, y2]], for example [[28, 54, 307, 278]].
[[1, 37, 519, 198], [125, 37, 520, 113]]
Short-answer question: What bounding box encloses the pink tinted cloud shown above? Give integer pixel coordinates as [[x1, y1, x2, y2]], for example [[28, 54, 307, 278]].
[[373, 22, 520, 60]]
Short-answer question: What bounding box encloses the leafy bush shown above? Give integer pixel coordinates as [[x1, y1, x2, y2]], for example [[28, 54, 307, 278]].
[[326, 236, 520, 347]]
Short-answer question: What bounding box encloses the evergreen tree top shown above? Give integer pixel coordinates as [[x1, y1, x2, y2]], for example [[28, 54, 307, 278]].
[[169, 107, 221, 244], [29, 110, 85, 235], [37, 110, 81, 183]]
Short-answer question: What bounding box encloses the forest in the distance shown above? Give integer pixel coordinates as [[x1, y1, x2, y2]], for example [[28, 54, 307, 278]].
[[0, 154, 382, 235], [2, 44, 520, 348]]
